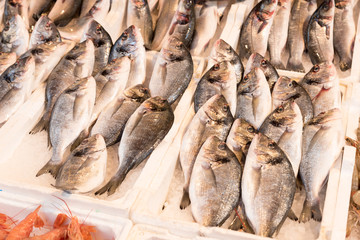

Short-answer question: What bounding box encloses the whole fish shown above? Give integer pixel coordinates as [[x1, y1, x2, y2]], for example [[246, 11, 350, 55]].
[[82, 20, 113, 76], [299, 62, 341, 116], [29, 15, 61, 49], [238, 0, 278, 60], [189, 135, 242, 226], [245, 53, 279, 92], [299, 108, 343, 222], [37, 76, 96, 178], [55, 134, 107, 193], [95, 96, 174, 196], [48, 0, 82, 26], [272, 76, 313, 124], [4, 0, 29, 30], [31, 40, 95, 133], [0, 55, 35, 126], [0, 14, 29, 56], [0, 52, 16, 75], [259, 101, 303, 175], [242, 133, 296, 237], [127, 0, 153, 48], [149, 37, 193, 105], [109, 25, 146, 88], [334, 0, 355, 71], [287, 0, 317, 72], [180, 94, 233, 209], [91, 84, 151, 146], [235, 68, 272, 129], [305, 0, 335, 64], [208, 39, 243, 84], [90, 57, 131, 124], [268, 0, 292, 69]]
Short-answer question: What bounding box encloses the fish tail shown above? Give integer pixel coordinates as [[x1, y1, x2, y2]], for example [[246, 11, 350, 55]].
[[339, 58, 352, 72], [30, 118, 46, 134], [94, 170, 127, 196], [270, 60, 285, 70], [287, 208, 298, 221], [36, 160, 62, 178], [299, 198, 322, 223], [180, 190, 191, 209], [286, 59, 305, 73]]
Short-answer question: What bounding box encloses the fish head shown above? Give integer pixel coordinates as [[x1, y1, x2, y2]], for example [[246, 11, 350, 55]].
[[203, 94, 233, 125], [113, 25, 144, 58], [162, 37, 188, 61], [252, 133, 285, 165], [232, 118, 257, 154], [73, 134, 106, 158], [320, 0, 335, 16], [211, 39, 236, 63], [84, 20, 112, 48], [307, 108, 342, 127], [131, 0, 147, 8], [268, 101, 301, 129], [302, 62, 337, 96], [142, 96, 171, 114], [29, 42, 67, 61], [123, 84, 151, 102], [0, 52, 16, 66], [103, 56, 131, 78], [65, 76, 96, 96], [258, 0, 277, 21], [66, 39, 95, 64], [179, 0, 194, 12], [245, 53, 275, 78], [87, 0, 110, 19], [0, 55, 35, 83], [272, 76, 299, 102], [202, 136, 233, 167], [33, 15, 60, 43], [2, 15, 19, 42], [335, 0, 351, 9], [207, 61, 230, 84], [238, 68, 262, 94]]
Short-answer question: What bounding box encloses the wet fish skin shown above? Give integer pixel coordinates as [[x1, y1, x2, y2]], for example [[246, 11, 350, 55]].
[[334, 0, 355, 71], [242, 133, 296, 237], [95, 96, 174, 196], [55, 134, 107, 193], [189, 135, 242, 227], [28, 0, 53, 26], [37, 76, 97, 178], [0, 52, 16, 75], [4, 0, 29, 30], [238, 0, 278, 60], [29, 15, 61, 49], [305, 0, 335, 65], [299, 108, 343, 222], [287, 0, 317, 72], [272, 76, 313, 124], [48, 0, 82, 26], [149, 36, 193, 105], [180, 94, 234, 209], [90, 84, 151, 146]]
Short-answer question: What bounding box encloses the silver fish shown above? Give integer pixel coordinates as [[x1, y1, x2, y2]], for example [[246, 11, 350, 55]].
[[55, 134, 107, 193], [28, 0, 54, 26], [0, 52, 16, 75], [189, 135, 242, 226], [299, 108, 343, 222], [37, 76, 97, 178], [149, 36, 193, 105], [242, 133, 296, 237], [29, 15, 61, 49], [48, 0, 82, 26], [4, 0, 29, 30]]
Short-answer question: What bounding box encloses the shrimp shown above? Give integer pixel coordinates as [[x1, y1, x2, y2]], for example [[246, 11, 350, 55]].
[[25, 226, 68, 240], [53, 213, 68, 229], [0, 229, 8, 240]]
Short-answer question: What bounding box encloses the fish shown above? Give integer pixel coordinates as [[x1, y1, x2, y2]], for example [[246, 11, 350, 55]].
[[149, 36, 193, 105], [82, 20, 113, 76], [334, 0, 355, 71], [286, 0, 317, 72], [268, 0, 292, 69], [90, 84, 150, 146], [299, 62, 341, 116], [208, 39, 243, 84], [179, 94, 233, 209], [235, 67, 272, 129], [28, 0, 54, 26], [242, 133, 296, 237], [272, 76, 313, 124], [109, 25, 146, 88], [259, 101, 303, 175], [244, 53, 279, 92], [95, 96, 174, 196], [194, 61, 237, 116], [127, 0, 153, 48], [0, 55, 35, 126], [4, 0, 29, 30], [48, 0, 82, 26], [29, 15, 61, 49], [55, 134, 107, 193], [0, 52, 16, 75], [31, 40, 95, 134], [0, 14, 29, 56], [189, 135, 242, 226], [36, 76, 96, 178], [80, 0, 97, 17], [238, 0, 278, 60], [305, 0, 335, 65], [299, 108, 343, 222]]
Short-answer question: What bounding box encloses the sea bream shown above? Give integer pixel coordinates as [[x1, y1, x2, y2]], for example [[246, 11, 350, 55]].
[[29, 15, 61, 49], [0, 52, 16, 75], [4, 0, 29, 30], [48, 0, 82, 26]]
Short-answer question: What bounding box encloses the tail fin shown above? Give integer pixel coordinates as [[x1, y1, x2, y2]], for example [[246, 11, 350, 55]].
[[94, 170, 127, 196], [180, 190, 191, 210], [299, 199, 322, 223], [270, 60, 286, 70], [286, 60, 305, 73], [30, 118, 47, 134], [36, 160, 61, 178], [339, 59, 352, 72]]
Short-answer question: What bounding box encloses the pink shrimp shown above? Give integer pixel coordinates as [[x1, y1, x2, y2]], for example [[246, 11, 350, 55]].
[[25, 226, 68, 240]]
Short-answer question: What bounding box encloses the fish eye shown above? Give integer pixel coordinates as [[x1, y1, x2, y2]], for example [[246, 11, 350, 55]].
[[277, 106, 284, 113], [218, 143, 226, 150], [139, 88, 147, 93], [175, 43, 182, 49], [268, 142, 275, 148], [247, 126, 255, 133], [96, 25, 102, 33], [261, 59, 267, 67], [223, 104, 229, 112], [213, 64, 220, 71], [312, 65, 320, 72], [288, 82, 292, 87], [243, 75, 249, 82], [226, 47, 231, 53], [121, 34, 128, 41]]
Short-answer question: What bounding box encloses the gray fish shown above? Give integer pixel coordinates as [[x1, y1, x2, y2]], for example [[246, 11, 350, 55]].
[[245, 53, 279, 92], [208, 39, 243, 84], [268, 0, 292, 69], [242, 133, 296, 237], [90, 84, 151, 146], [28, 0, 54, 26], [180, 94, 233, 209], [4, 0, 29, 30], [334, 0, 355, 71], [238, 0, 278, 60], [80, 0, 97, 17], [29, 15, 61, 49], [305, 0, 335, 64], [272, 76, 313, 124], [0, 52, 16, 75], [48, 0, 82, 26], [31, 40, 95, 133], [149, 37, 193, 105], [235, 68, 272, 129], [37, 76, 96, 178], [287, 0, 317, 72], [127, 0, 153, 48], [0, 55, 35, 126], [95, 96, 174, 196], [55, 134, 107, 193], [82, 20, 113, 76], [189, 135, 242, 226], [299, 108, 343, 222]]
